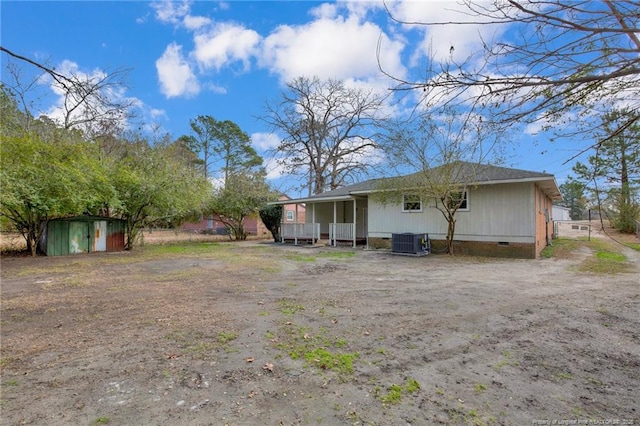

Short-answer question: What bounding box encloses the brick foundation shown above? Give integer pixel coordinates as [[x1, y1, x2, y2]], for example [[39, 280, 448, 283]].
[[368, 237, 536, 259]]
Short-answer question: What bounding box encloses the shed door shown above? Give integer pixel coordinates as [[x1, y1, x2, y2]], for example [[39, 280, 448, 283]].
[[69, 222, 89, 254], [93, 221, 107, 252]]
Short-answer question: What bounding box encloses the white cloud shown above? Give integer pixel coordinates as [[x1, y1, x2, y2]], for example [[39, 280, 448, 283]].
[[260, 15, 405, 83], [152, 0, 212, 30], [263, 156, 286, 181], [184, 15, 212, 30], [386, 1, 504, 65], [339, 0, 384, 21], [156, 43, 200, 98], [251, 132, 281, 151], [193, 22, 260, 71], [203, 82, 227, 94], [151, 0, 191, 25], [309, 3, 338, 19], [150, 108, 167, 120]]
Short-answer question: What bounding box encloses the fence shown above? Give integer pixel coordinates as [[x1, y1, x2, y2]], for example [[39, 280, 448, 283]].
[[328, 223, 355, 246], [281, 223, 320, 243], [553, 221, 592, 239]]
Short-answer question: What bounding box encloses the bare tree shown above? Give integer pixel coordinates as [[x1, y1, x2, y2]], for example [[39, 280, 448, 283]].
[[378, 103, 508, 255], [379, 0, 640, 161], [262, 76, 387, 195], [1, 46, 135, 138]]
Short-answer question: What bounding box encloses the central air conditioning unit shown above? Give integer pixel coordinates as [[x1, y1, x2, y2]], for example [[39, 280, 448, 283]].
[[391, 233, 430, 256]]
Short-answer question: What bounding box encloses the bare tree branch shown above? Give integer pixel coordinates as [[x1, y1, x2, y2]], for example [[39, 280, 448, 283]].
[[1, 46, 135, 137], [378, 0, 640, 156]]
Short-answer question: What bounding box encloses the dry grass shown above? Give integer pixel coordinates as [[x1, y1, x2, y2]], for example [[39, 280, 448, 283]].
[[0, 229, 273, 254]]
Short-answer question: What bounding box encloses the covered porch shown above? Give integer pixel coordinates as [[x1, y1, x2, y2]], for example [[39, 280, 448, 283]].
[[277, 195, 368, 248]]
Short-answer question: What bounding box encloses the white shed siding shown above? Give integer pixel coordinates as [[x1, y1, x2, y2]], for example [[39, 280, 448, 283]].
[[368, 182, 536, 243], [552, 205, 571, 221]]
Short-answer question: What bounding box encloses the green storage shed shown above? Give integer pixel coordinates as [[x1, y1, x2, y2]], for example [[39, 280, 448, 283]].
[[42, 216, 126, 256]]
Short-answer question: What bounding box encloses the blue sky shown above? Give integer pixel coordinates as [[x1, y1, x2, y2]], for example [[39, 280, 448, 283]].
[[1, 1, 583, 196]]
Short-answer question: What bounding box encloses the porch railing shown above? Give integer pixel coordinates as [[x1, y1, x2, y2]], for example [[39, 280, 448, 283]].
[[281, 223, 320, 243], [329, 223, 354, 246]]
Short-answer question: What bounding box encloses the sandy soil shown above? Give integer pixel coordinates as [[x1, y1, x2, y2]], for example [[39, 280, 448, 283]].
[[1, 231, 638, 425]]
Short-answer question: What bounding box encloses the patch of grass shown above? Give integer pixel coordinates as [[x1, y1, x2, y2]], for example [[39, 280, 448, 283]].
[[303, 348, 357, 374], [378, 384, 403, 404], [317, 251, 356, 259], [624, 242, 640, 251], [286, 254, 317, 262], [405, 378, 421, 393], [474, 383, 487, 394], [0, 358, 10, 369], [279, 300, 305, 315], [582, 239, 630, 273], [554, 372, 574, 381], [166, 330, 217, 358], [186, 341, 212, 355], [585, 376, 603, 386], [543, 238, 632, 274], [5, 380, 18, 386], [493, 350, 519, 370], [375, 378, 421, 405], [271, 323, 358, 375], [217, 331, 238, 344], [447, 405, 496, 426], [541, 238, 581, 259], [143, 241, 223, 255], [262, 265, 282, 273], [596, 250, 625, 261], [92, 418, 110, 425]]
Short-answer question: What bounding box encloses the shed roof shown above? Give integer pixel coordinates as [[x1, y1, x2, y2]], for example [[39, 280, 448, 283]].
[[48, 215, 125, 223]]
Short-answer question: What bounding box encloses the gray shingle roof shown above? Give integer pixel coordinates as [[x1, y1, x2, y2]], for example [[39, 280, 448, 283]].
[[307, 161, 557, 200]]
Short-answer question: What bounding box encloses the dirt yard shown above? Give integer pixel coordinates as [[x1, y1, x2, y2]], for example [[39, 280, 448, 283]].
[[1, 230, 638, 425]]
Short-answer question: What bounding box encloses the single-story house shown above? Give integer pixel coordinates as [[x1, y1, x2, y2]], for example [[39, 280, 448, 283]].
[[272, 162, 562, 258], [40, 215, 126, 256]]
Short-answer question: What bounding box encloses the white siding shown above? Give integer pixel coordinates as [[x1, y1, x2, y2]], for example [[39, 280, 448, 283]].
[[368, 183, 536, 243]]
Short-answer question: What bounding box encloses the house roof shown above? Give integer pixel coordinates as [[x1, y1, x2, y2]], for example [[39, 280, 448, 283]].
[[275, 161, 562, 204]]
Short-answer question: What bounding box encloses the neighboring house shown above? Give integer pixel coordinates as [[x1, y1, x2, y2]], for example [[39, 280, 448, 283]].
[[181, 194, 305, 238], [246, 194, 305, 237], [181, 216, 228, 235], [280, 194, 306, 224], [552, 205, 572, 221], [273, 162, 562, 259]]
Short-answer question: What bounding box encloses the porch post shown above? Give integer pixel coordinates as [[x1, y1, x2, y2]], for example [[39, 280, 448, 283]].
[[312, 203, 316, 243], [294, 203, 298, 245], [333, 201, 337, 247], [353, 198, 357, 248]]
